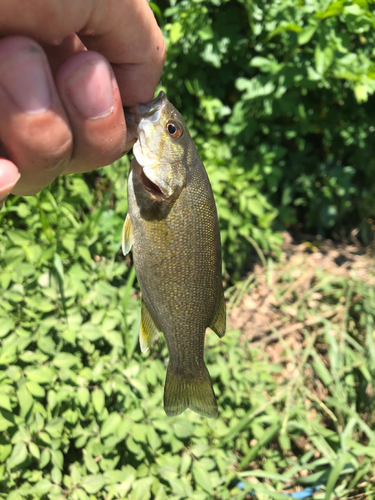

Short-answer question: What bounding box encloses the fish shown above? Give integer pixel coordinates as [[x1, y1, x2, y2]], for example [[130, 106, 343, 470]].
[[122, 91, 226, 418]]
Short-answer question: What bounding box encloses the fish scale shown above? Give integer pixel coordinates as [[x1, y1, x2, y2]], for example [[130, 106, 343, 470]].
[[123, 92, 226, 418]]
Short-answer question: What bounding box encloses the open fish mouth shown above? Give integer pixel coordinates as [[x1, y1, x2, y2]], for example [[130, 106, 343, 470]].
[[140, 168, 164, 198], [125, 92, 170, 198]]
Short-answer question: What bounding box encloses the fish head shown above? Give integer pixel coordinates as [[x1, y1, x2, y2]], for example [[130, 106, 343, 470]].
[[126, 92, 194, 200]]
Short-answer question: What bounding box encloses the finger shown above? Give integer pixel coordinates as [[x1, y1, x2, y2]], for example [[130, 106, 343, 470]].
[[40, 33, 87, 76], [0, 36, 73, 195], [78, 0, 166, 105], [0, 159, 20, 208], [55, 50, 132, 174], [0, 0, 166, 106]]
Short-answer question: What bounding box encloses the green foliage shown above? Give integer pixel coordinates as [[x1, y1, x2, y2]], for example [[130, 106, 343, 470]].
[[1, 1, 375, 498], [1, 159, 375, 497], [158, 0, 375, 273]]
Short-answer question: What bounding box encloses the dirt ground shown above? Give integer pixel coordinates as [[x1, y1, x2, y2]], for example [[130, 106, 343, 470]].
[[228, 231, 374, 361]]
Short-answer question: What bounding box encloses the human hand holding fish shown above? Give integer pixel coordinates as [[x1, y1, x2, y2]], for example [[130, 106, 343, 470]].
[[0, 0, 165, 206], [123, 92, 226, 418]]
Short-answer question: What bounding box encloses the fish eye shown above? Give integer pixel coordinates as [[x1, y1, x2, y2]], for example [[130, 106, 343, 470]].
[[167, 121, 183, 139]]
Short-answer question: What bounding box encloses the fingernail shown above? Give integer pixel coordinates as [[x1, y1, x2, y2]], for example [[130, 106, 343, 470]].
[[0, 45, 51, 113], [66, 59, 115, 119]]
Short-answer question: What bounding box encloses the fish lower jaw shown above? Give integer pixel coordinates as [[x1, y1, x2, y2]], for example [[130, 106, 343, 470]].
[[140, 168, 165, 198]]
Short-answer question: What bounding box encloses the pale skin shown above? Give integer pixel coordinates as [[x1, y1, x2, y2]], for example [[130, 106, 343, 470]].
[[0, 0, 166, 207]]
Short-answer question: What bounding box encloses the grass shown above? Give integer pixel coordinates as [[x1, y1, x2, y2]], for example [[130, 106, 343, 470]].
[[0, 159, 374, 499]]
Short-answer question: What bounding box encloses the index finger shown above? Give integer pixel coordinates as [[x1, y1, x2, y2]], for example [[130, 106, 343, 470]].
[[0, 0, 166, 106]]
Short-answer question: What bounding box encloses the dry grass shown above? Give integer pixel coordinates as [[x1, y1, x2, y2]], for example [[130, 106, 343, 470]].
[[225, 232, 375, 499]]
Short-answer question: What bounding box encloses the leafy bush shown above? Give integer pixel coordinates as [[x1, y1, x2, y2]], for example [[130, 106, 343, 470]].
[[158, 0, 375, 273], [1, 160, 375, 499], [2, 1, 375, 498]]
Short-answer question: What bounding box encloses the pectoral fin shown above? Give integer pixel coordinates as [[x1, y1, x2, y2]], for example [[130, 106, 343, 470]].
[[140, 300, 160, 353], [122, 213, 133, 255], [209, 290, 226, 338]]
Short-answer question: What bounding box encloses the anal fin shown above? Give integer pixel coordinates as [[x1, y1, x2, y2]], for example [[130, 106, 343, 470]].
[[209, 289, 226, 338], [140, 300, 160, 353], [122, 213, 133, 255]]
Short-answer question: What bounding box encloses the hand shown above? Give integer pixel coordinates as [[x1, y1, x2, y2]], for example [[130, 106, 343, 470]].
[[0, 0, 166, 205]]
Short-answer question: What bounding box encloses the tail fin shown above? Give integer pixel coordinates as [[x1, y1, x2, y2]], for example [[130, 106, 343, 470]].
[[164, 364, 218, 419]]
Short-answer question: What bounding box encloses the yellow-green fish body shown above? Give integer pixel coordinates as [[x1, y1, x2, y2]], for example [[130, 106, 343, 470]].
[[123, 92, 225, 418]]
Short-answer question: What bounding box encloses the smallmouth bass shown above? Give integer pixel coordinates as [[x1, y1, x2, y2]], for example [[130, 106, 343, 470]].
[[123, 92, 226, 418]]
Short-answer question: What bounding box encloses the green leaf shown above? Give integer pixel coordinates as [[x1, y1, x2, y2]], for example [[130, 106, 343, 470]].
[[354, 83, 369, 103], [26, 366, 55, 384], [180, 452, 192, 475], [133, 423, 148, 444], [6, 492, 22, 500], [247, 198, 264, 217], [101, 413, 122, 438], [53, 253, 64, 283], [0, 343, 17, 364], [315, 44, 334, 74], [62, 237, 75, 254], [0, 319, 14, 338], [173, 420, 195, 439], [0, 393, 12, 412], [77, 387, 90, 407], [28, 442, 40, 460], [316, 0, 346, 19], [130, 477, 153, 500], [92, 389, 105, 415], [51, 465, 63, 484], [239, 422, 282, 470], [147, 426, 161, 452], [0, 443, 12, 462], [192, 461, 213, 495], [44, 418, 65, 438], [50, 449, 64, 470], [78, 246, 92, 265], [81, 474, 106, 494], [6, 229, 31, 246], [30, 479, 52, 496], [38, 431, 52, 445], [39, 448, 50, 468], [298, 25, 317, 45], [169, 22, 183, 44], [267, 23, 302, 40], [26, 381, 45, 398], [83, 453, 100, 474], [325, 453, 352, 499], [7, 442, 28, 469]]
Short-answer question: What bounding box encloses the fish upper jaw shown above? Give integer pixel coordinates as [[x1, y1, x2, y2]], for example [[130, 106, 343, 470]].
[[136, 91, 167, 119], [133, 138, 176, 199], [124, 91, 167, 138]]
